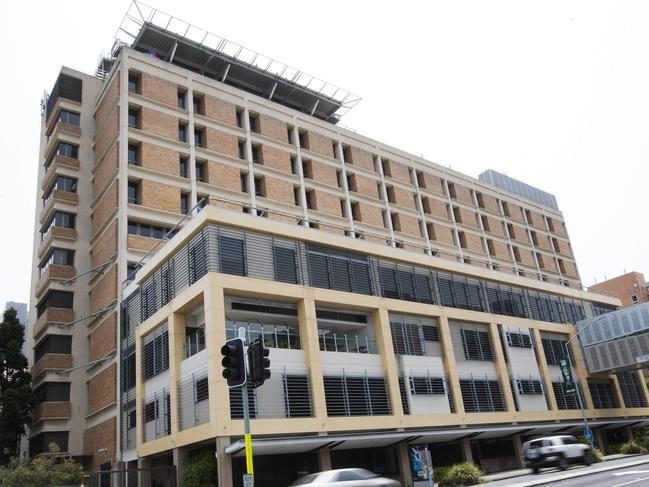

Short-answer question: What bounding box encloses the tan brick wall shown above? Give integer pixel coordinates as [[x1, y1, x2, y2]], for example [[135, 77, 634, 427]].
[[94, 143, 118, 197], [552, 219, 569, 237], [33, 402, 71, 422], [90, 264, 117, 314], [128, 235, 158, 252], [356, 202, 384, 228], [562, 260, 579, 278], [310, 160, 338, 187], [462, 232, 484, 254], [516, 247, 536, 267], [95, 72, 119, 129], [84, 417, 116, 468], [141, 72, 177, 106], [555, 239, 573, 258], [313, 191, 342, 217], [207, 161, 241, 190], [528, 210, 546, 229], [533, 232, 553, 251], [346, 146, 374, 171], [420, 173, 445, 195], [386, 160, 411, 183], [140, 107, 178, 140], [508, 223, 529, 244], [456, 207, 479, 228], [450, 183, 474, 205], [305, 132, 334, 158], [263, 177, 295, 205], [392, 186, 416, 210], [505, 202, 526, 223], [89, 312, 117, 361], [94, 108, 118, 160], [204, 95, 237, 125], [140, 180, 181, 214], [423, 197, 450, 221], [432, 225, 455, 247], [258, 114, 288, 143], [483, 215, 505, 237], [93, 181, 118, 235], [394, 213, 420, 237], [479, 193, 500, 213], [88, 363, 116, 415], [91, 221, 118, 268], [31, 354, 73, 378], [205, 127, 238, 157], [140, 142, 179, 176], [350, 173, 379, 199], [539, 254, 558, 273], [490, 239, 510, 260], [260, 145, 291, 173]]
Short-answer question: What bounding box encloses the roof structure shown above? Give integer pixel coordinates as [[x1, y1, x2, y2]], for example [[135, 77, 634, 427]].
[[479, 169, 559, 210], [100, 1, 361, 123]]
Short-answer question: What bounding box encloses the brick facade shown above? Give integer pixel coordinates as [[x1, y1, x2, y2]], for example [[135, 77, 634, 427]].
[[88, 364, 117, 415], [258, 114, 288, 143], [93, 181, 118, 235], [141, 72, 177, 106], [89, 312, 117, 361], [140, 180, 181, 214], [140, 142, 180, 176]]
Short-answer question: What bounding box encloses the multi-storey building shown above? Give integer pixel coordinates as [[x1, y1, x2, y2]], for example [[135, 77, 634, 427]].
[[589, 271, 649, 308], [28, 2, 649, 485]]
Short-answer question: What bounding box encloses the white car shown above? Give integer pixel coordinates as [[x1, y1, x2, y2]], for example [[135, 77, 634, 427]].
[[289, 468, 401, 486], [523, 435, 592, 473]]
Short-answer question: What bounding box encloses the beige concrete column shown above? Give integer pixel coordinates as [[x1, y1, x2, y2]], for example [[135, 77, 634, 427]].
[[317, 448, 332, 471], [461, 438, 474, 464], [489, 322, 516, 412], [203, 282, 230, 434], [373, 308, 404, 416], [568, 334, 595, 410], [297, 292, 327, 422], [438, 316, 464, 414], [397, 443, 414, 487], [216, 436, 233, 487], [609, 373, 625, 409], [137, 457, 151, 486], [531, 328, 557, 410], [511, 435, 525, 468], [626, 426, 635, 441], [168, 312, 186, 435], [173, 447, 188, 487], [637, 369, 649, 406]]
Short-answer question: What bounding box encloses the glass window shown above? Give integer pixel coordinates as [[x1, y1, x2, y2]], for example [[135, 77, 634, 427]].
[[196, 161, 205, 182], [58, 110, 80, 126], [128, 144, 139, 165], [177, 90, 186, 109], [128, 73, 140, 93], [128, 182, 139, 205], [179, 156, 188, 177], [128, 108, 139, 128], [178, 123, 187, 142], [56, 142, 78, 159]]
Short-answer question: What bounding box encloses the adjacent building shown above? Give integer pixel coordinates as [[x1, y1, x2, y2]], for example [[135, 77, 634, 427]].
[[589, 272, 649, 308], [28, 1, 649, 485]]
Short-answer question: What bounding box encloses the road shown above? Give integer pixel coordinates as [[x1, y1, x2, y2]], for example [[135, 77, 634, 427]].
[[480, 454, 649, 487]]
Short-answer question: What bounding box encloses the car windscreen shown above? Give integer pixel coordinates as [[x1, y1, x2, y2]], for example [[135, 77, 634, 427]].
[[291, 473, 319, 485]]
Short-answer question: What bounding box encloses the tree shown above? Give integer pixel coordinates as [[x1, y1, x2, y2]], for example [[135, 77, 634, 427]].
[[0, 307, 34, 465], [0, 443, 85, 486]]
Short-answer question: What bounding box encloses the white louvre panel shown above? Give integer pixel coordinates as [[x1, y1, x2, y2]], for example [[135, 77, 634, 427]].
[[177, 368, 209, 430], [142, 387, 171, 443]]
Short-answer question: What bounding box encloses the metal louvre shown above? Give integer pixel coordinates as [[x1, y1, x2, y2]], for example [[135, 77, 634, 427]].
[[516, 379, 543, 395], [230, 384, 258, 419], [617, 371, 647, 408], [398, 377, 410, 415], [142, 388, 171, 442], [323, 372, 391, 417], [506, 331, 532, 349], [377, 262, 435, 304], [389, 314, 439, 356], [282, 374, 312, 418], [541, 337, 569, 366], [486, 283, 527, 318], [177, 368, 209, 430], [459, 377, 505, 412], [142, 324, 169, 381], [306, 244, 373, 295], [437, 273, 486, 312], [461, 328, 494, 361], [409, 376, 445, 395], [588, 379, 619, 409]]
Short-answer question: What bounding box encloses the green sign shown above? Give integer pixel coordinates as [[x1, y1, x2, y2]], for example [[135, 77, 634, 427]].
[[559, 358, 576, 394]]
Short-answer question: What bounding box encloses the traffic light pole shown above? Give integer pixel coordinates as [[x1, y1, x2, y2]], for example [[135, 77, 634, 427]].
[[242, 382, 254, 479]]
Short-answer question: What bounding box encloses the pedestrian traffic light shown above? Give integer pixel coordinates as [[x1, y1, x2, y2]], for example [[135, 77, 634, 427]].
[[221, 338, 246, 388], [247, 338, 271, 387]]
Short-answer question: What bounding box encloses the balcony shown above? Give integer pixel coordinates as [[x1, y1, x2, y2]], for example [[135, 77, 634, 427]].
[[318, 332, 378, 354], [41, 156, 79, 192], [47, 121, 81, 142], [40, 191, 78, 226], [33, 308, 74, 339], [38, 227, 77, 259], [35, 265, 75, 298], [32, 402, 71, 422], [31, 354, 73, 379]]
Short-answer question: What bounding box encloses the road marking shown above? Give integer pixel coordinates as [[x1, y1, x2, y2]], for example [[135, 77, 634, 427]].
[[612, 475, 649, 487], [613, 470, 649, 476]]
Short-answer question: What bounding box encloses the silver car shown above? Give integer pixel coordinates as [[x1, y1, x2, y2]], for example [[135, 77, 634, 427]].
[[289, 468, 401, 487]]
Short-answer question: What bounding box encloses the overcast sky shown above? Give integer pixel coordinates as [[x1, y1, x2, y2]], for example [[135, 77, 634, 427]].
[[2, 0, 648, 308]]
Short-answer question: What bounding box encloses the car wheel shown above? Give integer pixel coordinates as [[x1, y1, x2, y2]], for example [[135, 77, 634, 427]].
[[583, 451, 592, 466], [558, 456, 568, 470]]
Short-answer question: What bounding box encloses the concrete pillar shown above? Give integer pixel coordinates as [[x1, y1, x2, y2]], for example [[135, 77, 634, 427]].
[[568, 333, 595, 410], [593, 429, 606, 453], [637, 369, 649, 406], [438, 316, 465, 414], [511, 435, 525, 469], [173, 447, 188, 487], [297, 294, 327, 423], [461, 438, 474, 464], [531, 328, 557, 410], [489, 322, 516, 412], [609, 373, 626, 410], [137, 457, 151, 487], [626, 426, 635, 441], [317, 448, 332, 471], [216, 436, 233, 487], [373, 308, 404, 416], [397, 443, 414, 487]]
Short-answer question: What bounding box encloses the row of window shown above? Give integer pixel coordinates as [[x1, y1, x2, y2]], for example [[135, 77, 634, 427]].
[[41, 211, 75, 238], [38, 248, 74, 276]]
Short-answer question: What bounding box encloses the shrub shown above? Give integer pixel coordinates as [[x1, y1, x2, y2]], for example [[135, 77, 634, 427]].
[[620, 441, 648, 455], [438, 463, 484, 487], [434, 466, 452, 483], [606, 443, 624, 455], [182, 450, 217, 487]]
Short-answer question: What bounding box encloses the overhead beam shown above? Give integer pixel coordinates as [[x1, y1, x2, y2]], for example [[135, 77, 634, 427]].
[[221, 63, 231, 82], [167, 41, 178, 63]]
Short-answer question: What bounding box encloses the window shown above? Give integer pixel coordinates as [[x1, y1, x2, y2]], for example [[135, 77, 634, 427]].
[[36, 290, 73, 318], [502, 201, 510, 217], [416, 170, 425, 188], [453, 206, 462, 223], [305, 190, 315, 210], [458, 231, 467, 249], [128, 181, 139, 205], [291, 156, 299, 175], [506, 331, 532, 348], [58, 110, 80, 126], [381, 158, 391, 177], [128, 107, 140, 128], [516, 379, 543, 395], [238, 140, 246, 160], [179, 156, 188, 178], [513, 246, 522, 263], [351, 201, 361, 221], [461, 329, 493, 361], [34, 382, 70, 403], [192, 94, 203, 114], [487, 239, 496, 256], [323, 375, 391, 416], [195, 377, 209, 402], [273, 246, 298, 284], [194, 127, 204, 148], [588, 379, 619, 409], [481, 215, 490, 232], [302, 160, 313, 179], [44, 176, 77, 202], [476, 192, 485, 208], [460, 379, 505, 412], [178, 123, 187, 143], [219, 235, 246, 276], [177, 89, 186, 109], [447, 182, 457, 199], [254, 176, 265, 197], [298, 130, 306, 149], [410, 376, 445, 395], [249, 113, 259, 132], [195, 161, 205, 182], [536, 252, 545, 268], [631, 294, 639, 304], [39, 248, 74, 276], [240, 172, 248, 193], [507, 223, 515, 240], [236, 108, 244, 128], [128, 72, 140, 93], [55, 142, 78, 160], [386, 185, 396, 204], [144, 401, 157, 422], [34, 335, 72, 362], [617, 371, 647, 408], [531, 231, 539, 246], [293, 187, 301, 206], [142, 327, 169, 380], [251, 144, 260, 163], [180, 193, 189, 215], [390, 213, 401, 232], [42, 211, 75, 237], [128, 221, 171, 239], [128, 143, 139, 165], [283, 375, 312, 417], [541, 337, 569, 366]]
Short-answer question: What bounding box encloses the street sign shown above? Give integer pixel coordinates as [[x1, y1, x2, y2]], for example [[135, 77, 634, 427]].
[[584, 428, 593, 443], [559, 357, 576, 394], [243, 474, 254, 487]]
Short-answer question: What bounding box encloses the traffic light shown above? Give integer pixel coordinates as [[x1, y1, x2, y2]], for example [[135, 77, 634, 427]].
[[221, 338, 246, 388], [247, 338, 271, 387]]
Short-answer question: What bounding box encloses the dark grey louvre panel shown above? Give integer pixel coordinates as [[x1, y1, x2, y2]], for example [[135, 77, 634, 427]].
[[437, 273, 486, 312], [588, 379, 619, 409], [366, 377, 391, 415], [351, 260, 372, 295], [397, 269, 416, 302], [410, 377, 445, 395], [229, 385, 257, 419], [617, 371, 647, 408], [141, 279, 157, 322], [486, 283, 527, 318], [188, 230, 208, 284], [121, 345, 136, 391], [507, 332, 532, 348], [219, 235, 246, 276], [542, 338, 569, 366], [422, 325, 439, 342], [552, 381, 580, 409], [390, 322, 424, 356], [323, 376, 347, 416], [160, 260, 175, 305], [446, 375, 456, 413], [398, 377, 410, 415], [510, 379, 520, 411], [592, 302, 617, 316], [306, 245, 372, 294], [516, 379, 543, 395], [330, 255, 352, 292], [143, 325, 169, 381], [323, 375, 390, 416], [460, 379, 505, 412], [307, 249, 330, 288], [461, 329, 494, 361], [379, 266, 399, 299], [273, 246, 298, 284], [283, 375, 312, 418]]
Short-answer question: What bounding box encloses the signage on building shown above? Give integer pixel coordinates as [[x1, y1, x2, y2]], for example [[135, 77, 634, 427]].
[[410, 446, 434, 485], [559, 358, 576, 394]]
